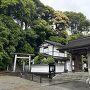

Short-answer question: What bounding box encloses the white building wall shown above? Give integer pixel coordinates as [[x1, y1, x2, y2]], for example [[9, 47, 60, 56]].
[[39, 43, 67, 57], [65, 51, 67, 57], [44, 48, 48, 54], [39, 43, 49, 54], [48, 45, 53, 55], [39, 48, 43, 53], [53, 46, 60, 56], [31, 65, 49, 73], [25, 64, 64, 73], [66, 60, 74, 71], [55, 64, 64, 72]]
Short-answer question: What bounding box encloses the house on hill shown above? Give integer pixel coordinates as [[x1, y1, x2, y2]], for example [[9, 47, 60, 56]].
[[39, 40, 67, 63], [39, 40, 73, 72]]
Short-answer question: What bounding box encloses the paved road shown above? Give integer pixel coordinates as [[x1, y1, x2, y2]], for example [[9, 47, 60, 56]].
[[28, 81, 90, 90], [56, 81, 90, 90]]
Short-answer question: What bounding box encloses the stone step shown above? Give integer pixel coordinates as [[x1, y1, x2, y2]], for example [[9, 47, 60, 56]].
[[53, 72, 89, 82]]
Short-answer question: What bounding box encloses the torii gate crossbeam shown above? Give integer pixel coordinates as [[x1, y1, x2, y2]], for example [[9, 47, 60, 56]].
[[11, 53, 34, 72]]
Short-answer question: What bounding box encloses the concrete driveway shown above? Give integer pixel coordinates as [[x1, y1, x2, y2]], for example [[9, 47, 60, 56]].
[[29, 81, 90, 90]]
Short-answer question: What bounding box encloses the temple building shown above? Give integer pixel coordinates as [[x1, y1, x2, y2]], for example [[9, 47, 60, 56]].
[[58, 36, 90, 72]]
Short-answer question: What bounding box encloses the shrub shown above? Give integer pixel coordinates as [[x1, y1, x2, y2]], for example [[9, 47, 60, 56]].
[[47, 57, 55, 64]]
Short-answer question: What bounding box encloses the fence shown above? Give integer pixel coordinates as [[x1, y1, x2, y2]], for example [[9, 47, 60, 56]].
[[10, 72, 56, 83]]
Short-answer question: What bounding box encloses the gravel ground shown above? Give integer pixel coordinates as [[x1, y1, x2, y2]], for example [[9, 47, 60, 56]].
[[29, 85, 71, 90], [1, 72, 90, 90], [0, 75, 46, 90]]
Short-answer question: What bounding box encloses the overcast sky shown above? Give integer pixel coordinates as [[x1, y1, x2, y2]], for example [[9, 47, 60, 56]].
[[40, 0, 90, 19]]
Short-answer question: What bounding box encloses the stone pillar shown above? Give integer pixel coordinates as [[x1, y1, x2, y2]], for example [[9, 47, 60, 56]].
[[73, 54, 82, 72], [87, 51, 90, 70], [86, 50, 90, 84], [29, 55, 31, 72], [13, 54, 17, 72], [74, 55, 78, 72], [64, 61, 67, 72], [23, 61, 25, 72], [70, 53, 73, 72], [88, 51, 90, 78], [78, 55, 82, 71]]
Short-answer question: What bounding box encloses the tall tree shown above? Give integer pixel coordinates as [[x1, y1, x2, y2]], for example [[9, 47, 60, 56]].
[[0, 0, 70, 70], [48, 11, 69, 44], [13, 0, 36, 29], [64, 11, 90, 34], [33, 0, 45, 20], [0, 0, 18, 15], [41, 5, 54, 22], [0, 15, 22, 70], [0, 0, 36, 29], [32, 19, 55, 46], [47, 11, 69, 36]]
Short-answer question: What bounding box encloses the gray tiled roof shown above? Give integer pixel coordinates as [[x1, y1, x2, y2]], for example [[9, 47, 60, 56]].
[[45, 40, 63, 46], [59, 36, 90, 51], [41, 53, 69, 61], [39, 40, 63, 48]]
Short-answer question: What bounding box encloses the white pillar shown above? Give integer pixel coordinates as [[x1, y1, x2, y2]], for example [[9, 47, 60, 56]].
[[7, 65, 9, 71], [48, 44, 49, 55], [32, 59, 34, 64], [23, 61, 25, 72], [29, 55, 31, 72], [13, 54, 17, 72], [52, 45, 54, 56], [43, 46, 44, 53]]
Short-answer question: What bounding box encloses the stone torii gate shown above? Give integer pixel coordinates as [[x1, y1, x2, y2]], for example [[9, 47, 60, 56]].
[[11, 53, 34, 72]]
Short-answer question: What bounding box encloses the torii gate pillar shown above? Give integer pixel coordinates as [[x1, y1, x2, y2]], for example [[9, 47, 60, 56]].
[[11, 53, 34, 72], [13, 54, 17, 72]]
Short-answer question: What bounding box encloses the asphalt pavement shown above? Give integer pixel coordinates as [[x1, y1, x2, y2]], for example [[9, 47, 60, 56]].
[[27, 72, 90, 90], [29, 81, 90, 90]]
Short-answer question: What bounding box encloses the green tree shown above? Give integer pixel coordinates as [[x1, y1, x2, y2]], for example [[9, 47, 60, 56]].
[[32, 19, 55, 46], [0, 0, 70, 70], [64, 11, 90, 34], [34, 54, 44, 64], [13, 0, 36, 29], [0, 15, 22, 70], [50, 11, 69, 35], [18, 42, 34, 53], [0, 0, 18, 15], [41, 58, 47, 64], [70, 33, 85, 40], [41, 5, 54, 22], [49, 36, 68, 45], [33, 0, 45, 19], [0, 0, 36, 29], [47, 57, 55, 64]]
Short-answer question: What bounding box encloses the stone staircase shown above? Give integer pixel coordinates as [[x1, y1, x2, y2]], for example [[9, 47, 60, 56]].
[[10, 72, 89, 84], [53, 72, 89, 83], [46, 72, 89, 85]]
